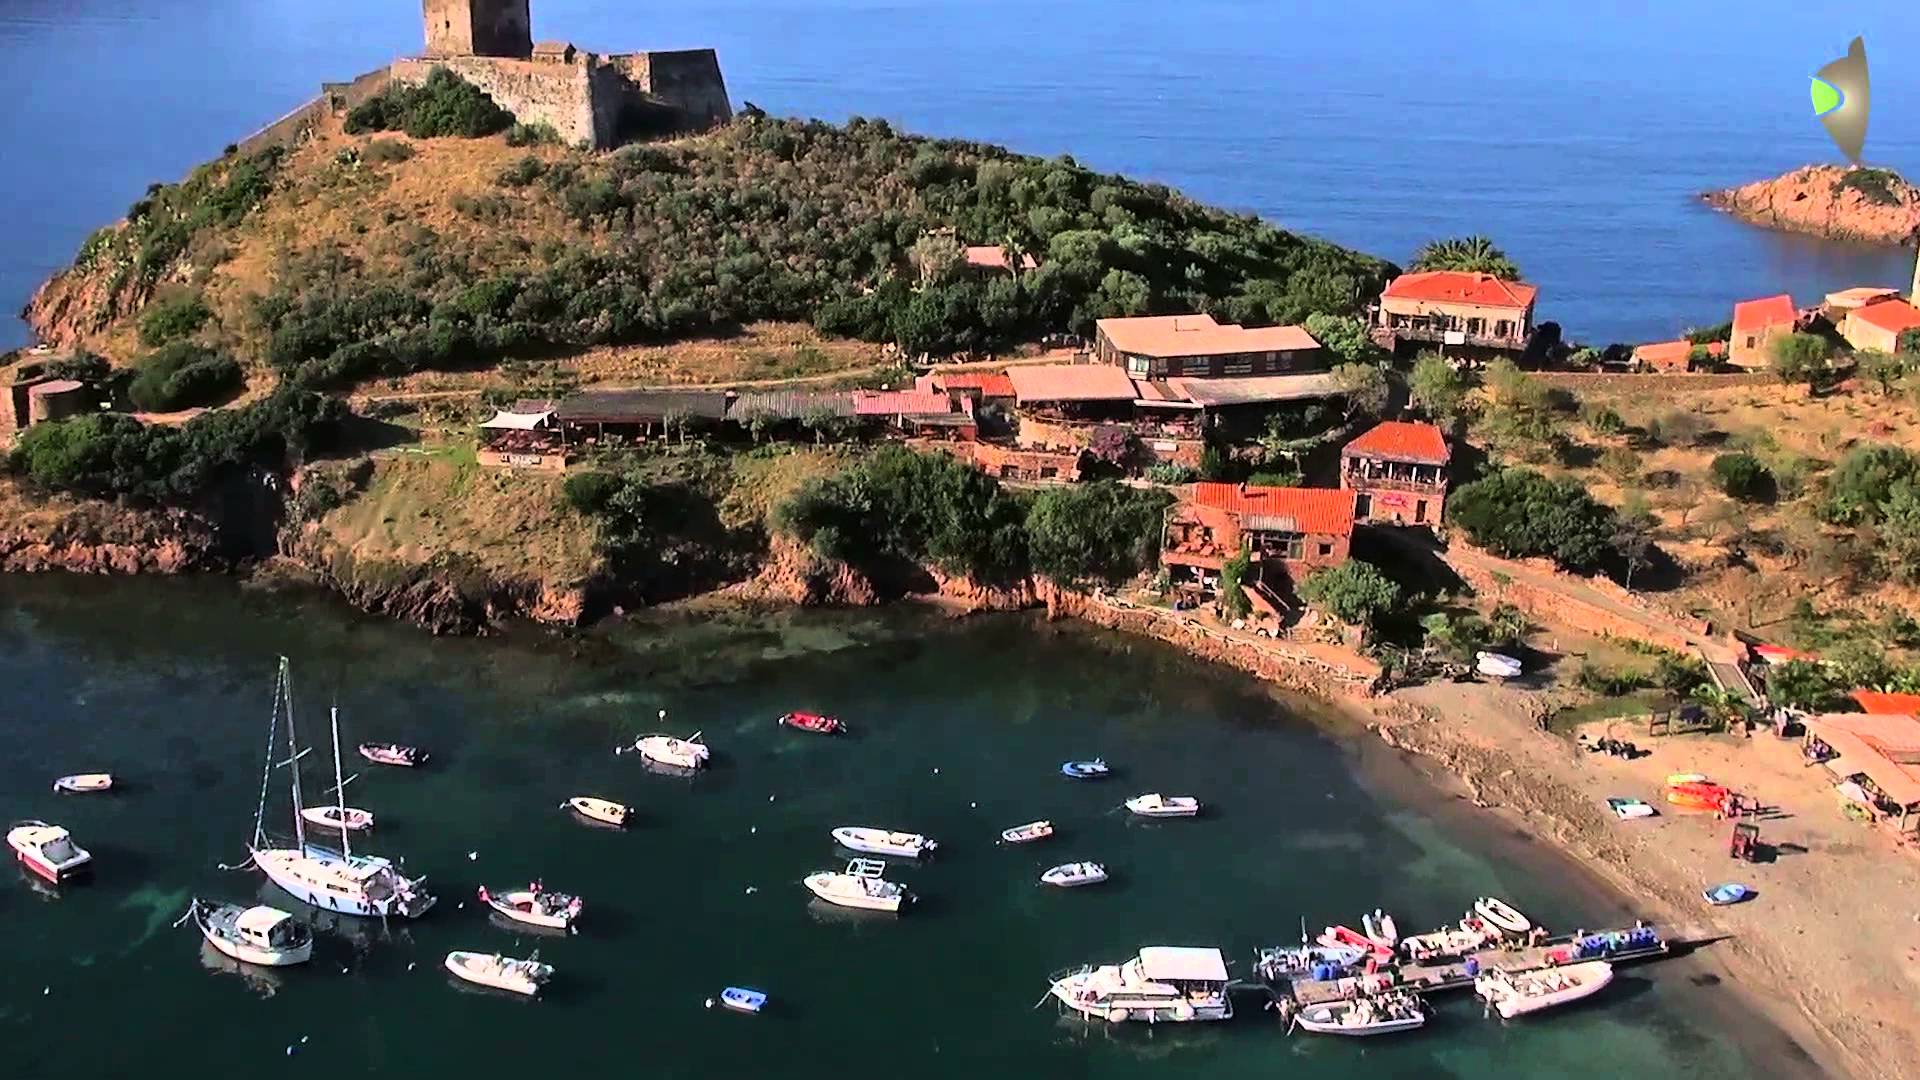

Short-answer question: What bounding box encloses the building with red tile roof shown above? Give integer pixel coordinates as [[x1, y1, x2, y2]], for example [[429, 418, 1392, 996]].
[[1842, 297, 1920, 354], [1093, 313, 1321, 379], [1729, 294, 1796, 368], [1631, 339, 1724, 372], [928, 371, 1016, 400], [1162, 483, 1355, 597], [1850, 690, 1920, 716], [1805, 712, 1920, 830], [1371, 271, 1538, 355], [962, 245, 1038, 273], [1006, 363, 1140, 406], [1340, 421, 1450, 528]]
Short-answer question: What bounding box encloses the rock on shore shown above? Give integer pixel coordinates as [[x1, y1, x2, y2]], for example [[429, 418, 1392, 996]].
[[1703, 164, 1920, 246]]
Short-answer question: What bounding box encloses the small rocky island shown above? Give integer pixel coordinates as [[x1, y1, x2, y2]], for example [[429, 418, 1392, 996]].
[[1703, 164, 1920, 246]]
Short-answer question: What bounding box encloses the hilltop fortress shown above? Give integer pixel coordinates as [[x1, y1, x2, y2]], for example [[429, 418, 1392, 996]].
[[242, 0, 730, 153]]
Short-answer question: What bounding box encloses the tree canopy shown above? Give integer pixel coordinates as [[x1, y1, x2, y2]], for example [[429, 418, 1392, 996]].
[[1025, 481, 1172, 585], [1298, 560, 1401, 630], [1410, 235, 1520, 279], [1446, 468, 1620, 573]]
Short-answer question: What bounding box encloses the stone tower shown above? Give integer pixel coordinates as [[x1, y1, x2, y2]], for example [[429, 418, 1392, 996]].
[[422, 0, 532, 59]]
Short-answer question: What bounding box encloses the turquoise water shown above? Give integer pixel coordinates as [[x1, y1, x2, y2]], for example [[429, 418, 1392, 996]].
[[0, 577, 1807, 1077]]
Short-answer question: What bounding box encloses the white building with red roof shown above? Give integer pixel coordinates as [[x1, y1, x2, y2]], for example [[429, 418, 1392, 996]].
[[1729, 293, 1797, 368], [1840, 296, 1920, 354], [1370, 271, 1538, 355], [1092, 313, 1321, 379], [1340, 420, 1450, 528]]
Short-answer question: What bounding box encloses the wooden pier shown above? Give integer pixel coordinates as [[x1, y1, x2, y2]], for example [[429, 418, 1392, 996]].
[[1279, 927, 1673, 1008]]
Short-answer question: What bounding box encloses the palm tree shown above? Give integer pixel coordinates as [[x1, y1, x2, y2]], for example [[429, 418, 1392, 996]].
[[998, 230, 1031, 279], [1410, 236, 1521, 280], [1689, 684, 1748, 731]]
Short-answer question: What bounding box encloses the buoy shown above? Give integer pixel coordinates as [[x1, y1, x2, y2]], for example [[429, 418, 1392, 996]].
[[407, 963, 416, 972], [749, 826, 757, 834], [768, 795, 775, 802], [467, 851, 478, 860], [287, 1047, 295, 1056], [42, 986, 50, 996], [705, 998, 715, 1009], [932, 767, 940, 774]]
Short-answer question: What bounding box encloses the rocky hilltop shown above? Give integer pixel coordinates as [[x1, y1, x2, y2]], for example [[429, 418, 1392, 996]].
[[1703, 164, 1920, 246]]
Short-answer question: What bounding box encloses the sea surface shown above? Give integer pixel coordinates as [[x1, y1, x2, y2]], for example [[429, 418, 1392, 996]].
[[2, 1, 1920, 349], [0, 576, 1813, 1078]]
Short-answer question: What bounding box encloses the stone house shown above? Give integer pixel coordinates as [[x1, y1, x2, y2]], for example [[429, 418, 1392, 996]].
[[1340, 420, 1449, 528], [1161, 482, 1355, 595], [1729, 294, 1797, 368], [1370, 271, 1537, 356], [1840, 296, 1920, 354]]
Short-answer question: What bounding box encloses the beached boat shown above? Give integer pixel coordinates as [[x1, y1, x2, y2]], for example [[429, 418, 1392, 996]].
[[1124, 793, 1199, 818], [832, 826, 937, 858], [1060, 759, 1111, 780], [1048, 946, 1233, 1023], [1703, 882, 1751, 906], [1475, 651, 1523, 679], [301, 804, 374, 832], [1475, 960, 1613, 1019], [779, 711, 843, 735], [479, 883, 583, 930], [1316, 924, 1395, 962], [627, 732, 710, 771], [188, 898, 313, 967], [1474, 897, 1532, 935], [445, 950, 553, 997], [358, 742, 427, 768], [51, 773, 113, 794], [563, 796, 631, 828], [1001, 820, 1054, 844], [804, 858, 910, 913], [7, 821, 92, 883], [1608, 797, 1656, 820], [1293, 991, 1427, 1036], [1040, 861, 1108, 888], [720, 986, 767, 1014]]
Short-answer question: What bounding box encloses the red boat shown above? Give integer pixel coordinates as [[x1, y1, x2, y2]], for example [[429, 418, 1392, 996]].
[[779, 711, 844, 735]]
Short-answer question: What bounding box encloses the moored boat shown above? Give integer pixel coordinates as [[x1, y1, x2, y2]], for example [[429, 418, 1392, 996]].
[[1399, 921, 1495, 962], [1316, 924, 1395, 962], [1040, 861, 1108, 888], [1124, 793, 1200, 818], [1362, 909, 1400, 947], [301, 804, 374, 832], [563, 796, 631, 828], [1000, 820, 1054, 844], [626, 732, 710, 771], [188, 898, 313, 967], [720, 986, 767, 1014], [445, 950, 553, 997], [1060, 759, 1111, 780], [1254, 941, 1367, 982], [1475, 960, 1613, 1019], [52, 773, 113, 794], [7, 820, 92, 883], [358, 742, 427, 768], [480, 882, 583, 930], [779, 711, 843, 735], [1292, 991, 1427, 1036], [1473, 897, 1532, 935], [1047, 946, 1232, 1023], [804, 858, 909, 913], [832, 826, 937, 858]]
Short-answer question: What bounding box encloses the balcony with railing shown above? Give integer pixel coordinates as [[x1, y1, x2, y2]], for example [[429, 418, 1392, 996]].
[[1370, 313, 1527, 350]]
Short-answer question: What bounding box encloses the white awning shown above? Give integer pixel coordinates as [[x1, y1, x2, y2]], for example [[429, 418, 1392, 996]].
[[481, 410, 553, 430], [1138, 946, 1228, 982]]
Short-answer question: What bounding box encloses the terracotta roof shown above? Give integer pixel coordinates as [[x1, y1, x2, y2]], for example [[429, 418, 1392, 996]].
[[1343, 420, 1449, 464], [1096, 313, 1319, 358], [932, 372, 1016, 398], [1850, 690, 1920, 716], [1851, 297, 1920, 334], [1380, 271, 1537, 309], [1190, 482, 1356, 537], [852, 390, 955, 417], [962, 246, 1037, 272], [1007, 364, 1139, 403], [1731, 294, 1795, 334]]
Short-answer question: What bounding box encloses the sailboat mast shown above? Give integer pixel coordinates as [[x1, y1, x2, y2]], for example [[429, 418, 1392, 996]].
[[287, 663, 307, 851], [251, 658, 288, 850], [330, 704, 351, 860]]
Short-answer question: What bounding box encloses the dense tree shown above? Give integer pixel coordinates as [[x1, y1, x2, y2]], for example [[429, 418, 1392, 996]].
[[1709, 452, 1772, 502], [1768, 332, 1829, 388], [1025, 482, 1172, 585], [1297, 560, 1401, 631], [1408, 352, 1469, 426], [1410, 235, 1520, 279], [1330, 362, 1389, 420], [1856, 350, 1910, 397], [1823, 444, 1920, 525], [345, 68, 513, 139], [137, 290, 212, 347], [1765, 658, 1841, 712], [1218, 546, 1253, 619], [1303, 312, 1378, 366], [1446, 468, 1620, 572], [127, 342, 243, 412]]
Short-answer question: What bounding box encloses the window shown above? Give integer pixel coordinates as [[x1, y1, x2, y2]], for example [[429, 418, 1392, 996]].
[[1165, 358, 1184, 378], [1223, 355, 1254, 375], [1415, 499, 1429, 524], [1317, 541, 1334, 557], [1039, 466, 1058, 479], [1354, 493, 1371, 519], [1126, 355, 1150, 377]]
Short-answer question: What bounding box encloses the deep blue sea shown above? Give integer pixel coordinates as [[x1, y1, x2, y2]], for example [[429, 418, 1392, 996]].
[[1, 0, 1918, 344]]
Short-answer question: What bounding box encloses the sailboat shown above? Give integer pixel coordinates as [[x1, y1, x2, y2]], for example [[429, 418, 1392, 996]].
[[245, 659, 434, 919]]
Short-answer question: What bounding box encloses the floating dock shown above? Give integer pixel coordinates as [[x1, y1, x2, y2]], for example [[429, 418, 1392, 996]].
[[1276, 925, 1671, 1009]]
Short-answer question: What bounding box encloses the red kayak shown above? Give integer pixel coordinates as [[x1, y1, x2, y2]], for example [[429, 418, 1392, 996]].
[[779, 711, 844, 735]]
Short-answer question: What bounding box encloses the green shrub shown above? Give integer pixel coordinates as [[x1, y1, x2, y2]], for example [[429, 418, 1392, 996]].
[[126, 343, 243, 412], [1146, 463, 1196, 485], [1710, 452, 1772, 502], [1298, 560, 1400, 629], [1580, 403, 1625, 435], [1025, 481, 1172, 585], [1577, 662, 1648, 696], [1833, 167, 1906, 208], [1651, 653, 1710, 694], [563, 470, 623, 514], [505, 122, 560, 147], [495, 155, 547, 188], [362, 138, 416, 164], [345, 68, 513, 139], [137, 291, 212, 346], [1446, 468, 1620, 572]]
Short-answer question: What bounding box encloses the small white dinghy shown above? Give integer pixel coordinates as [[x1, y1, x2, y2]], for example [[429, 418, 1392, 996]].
[[1124, 793, 1200, 818], [1362, 908, 1400, 948], [7, 820, 92, 883], [51, 773, 113, 794], [1474, 896, 1532, 935], [1040, 861, 1108, 888], [1294, 991, 1428, 1036], [1476, 651, 1523, 680], [804, 858, 910, 913], [479, 883, 582, 931], [1476, 960, 1613, 1019], [624, 732, 710, 771], [563, 797, 631, 828], [1001, 820, 1054, 844], [301, 805, 374, 832], [445, 951, 554, 997], [832, 826, 938, 858], [189, 899, 313, 967]]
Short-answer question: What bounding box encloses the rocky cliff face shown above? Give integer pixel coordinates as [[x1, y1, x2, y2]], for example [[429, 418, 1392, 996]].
[[1703, 164, 1920, 246], [22, 268, 134, 352], [0, 480, 221, 574]]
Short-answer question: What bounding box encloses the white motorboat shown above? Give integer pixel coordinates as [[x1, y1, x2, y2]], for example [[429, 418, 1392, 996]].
[[1476, 960, 1613, 1018], [1475, 651, 1523, 679], [244, 662, 434, 919], [189, 898, 313, 967], [51, 773, 113, 794], [445, 950, 554, 997], [832, 826, 938, 858], [625, 731, 710, 771], [720, 986, 768, 1014], [1474, 896, 1533, 935], [1048, 946, 1232, 1023], [7, 821, 92, 883], [358, 742, 427, 768], [1001, 820, 1054, 844], [563, 796, 631, 827], [1293, 992, 1427, 1036], [301, 805, 374, 832], [1399, 922, 1496, 962], [1363, 909, 1400, 947], [479, 883, 582, 931], [804, 858, 910, 913], [1254, 941, 1366, 982], [1124, 793, 1200, 818], [1040, 861, 1108, 887]]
